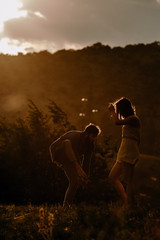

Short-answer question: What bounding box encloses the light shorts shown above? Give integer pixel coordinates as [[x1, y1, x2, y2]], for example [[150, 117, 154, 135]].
[[117, 138, 139, 165]]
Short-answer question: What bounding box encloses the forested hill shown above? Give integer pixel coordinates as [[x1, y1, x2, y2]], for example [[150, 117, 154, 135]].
[[0, 42, 160, 155]]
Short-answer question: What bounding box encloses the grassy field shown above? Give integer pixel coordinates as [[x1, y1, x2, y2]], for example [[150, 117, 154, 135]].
[[0, 197, 160, 240], [1, 154, 160, 240]]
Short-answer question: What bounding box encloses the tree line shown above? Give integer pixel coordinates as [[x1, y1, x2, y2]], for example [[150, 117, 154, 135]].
[[0, 42, 160, 153]]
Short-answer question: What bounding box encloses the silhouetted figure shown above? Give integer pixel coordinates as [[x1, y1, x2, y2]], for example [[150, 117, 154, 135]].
[[108, 97, 140, 207], [49, 123, 101, 206]]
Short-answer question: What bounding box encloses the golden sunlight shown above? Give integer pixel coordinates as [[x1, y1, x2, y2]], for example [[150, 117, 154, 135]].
[[0, 38, 26, 55], [0, 1, 47, 55], [0, 0, 27, 32]]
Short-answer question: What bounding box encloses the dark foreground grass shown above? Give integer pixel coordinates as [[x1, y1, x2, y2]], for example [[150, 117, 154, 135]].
[[0, 199, 160, 240]]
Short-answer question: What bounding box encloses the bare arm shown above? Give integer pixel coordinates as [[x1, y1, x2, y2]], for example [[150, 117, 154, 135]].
[[108, 103, 120, 124], [63, 139, 78, 163], [114, 115, 140, 127], [49, 144, 54, 163], [63, 139, 88, 187], [108, 103, 140, 127]]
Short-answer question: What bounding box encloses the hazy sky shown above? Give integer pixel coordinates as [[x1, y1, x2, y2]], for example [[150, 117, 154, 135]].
[[0, 0, 160, 54]]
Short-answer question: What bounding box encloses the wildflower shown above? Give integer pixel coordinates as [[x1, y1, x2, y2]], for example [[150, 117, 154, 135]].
[[64, 227, 69, 232], [39, 207, 45, 229], [139, 193, 147, 197], [150, 176, 157, 182], [39, 207, 45, 217], [48, 213, 54, 226], [6, 205, 15, 211]]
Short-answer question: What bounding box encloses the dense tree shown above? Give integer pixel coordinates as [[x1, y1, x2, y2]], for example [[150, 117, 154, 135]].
[[0, 42, 160, 156], [0, 101, 113, 204]]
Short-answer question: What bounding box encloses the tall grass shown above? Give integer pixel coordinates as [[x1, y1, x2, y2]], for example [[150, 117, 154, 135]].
[[0, 200, 160, 240]]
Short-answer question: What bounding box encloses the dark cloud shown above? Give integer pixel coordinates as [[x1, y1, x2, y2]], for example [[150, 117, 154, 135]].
[[1, 0, 160, 52]]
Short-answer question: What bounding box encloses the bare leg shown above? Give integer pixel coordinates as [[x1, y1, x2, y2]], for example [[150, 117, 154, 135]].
[[123, 162, 135, 204], [108, 162, 128, 205], [63, 161, 79, 206], [53, 146, 79, 206]]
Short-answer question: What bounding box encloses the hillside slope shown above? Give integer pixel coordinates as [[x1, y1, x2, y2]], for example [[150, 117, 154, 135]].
[[0, 42, 160, 155]]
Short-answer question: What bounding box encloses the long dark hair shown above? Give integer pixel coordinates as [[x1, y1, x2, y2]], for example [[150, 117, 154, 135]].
[[114, 97, 135, 119]]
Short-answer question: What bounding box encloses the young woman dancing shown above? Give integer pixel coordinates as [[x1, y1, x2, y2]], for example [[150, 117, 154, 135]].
[[108, 97, 140, 207]]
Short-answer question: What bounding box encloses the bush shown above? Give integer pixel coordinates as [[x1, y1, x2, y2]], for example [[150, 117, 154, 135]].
[[0, 100, 113, 204]]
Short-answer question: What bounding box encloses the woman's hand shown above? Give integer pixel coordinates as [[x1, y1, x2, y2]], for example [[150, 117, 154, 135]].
[[108, 103, 119, 122], [108, 103, 115, 112]]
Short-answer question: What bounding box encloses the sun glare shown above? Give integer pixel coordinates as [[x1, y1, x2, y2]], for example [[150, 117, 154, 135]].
[[0, 0, 27, 32], [0, 38, 26, 55], [0, 38, 58, 55], [0, 1, 48, 55], [0, 0, 28, 55]]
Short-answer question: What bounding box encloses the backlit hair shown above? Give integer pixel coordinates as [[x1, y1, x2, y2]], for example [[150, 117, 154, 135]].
[[84, 123, 101, 136], [113, 97, 135, 118]]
